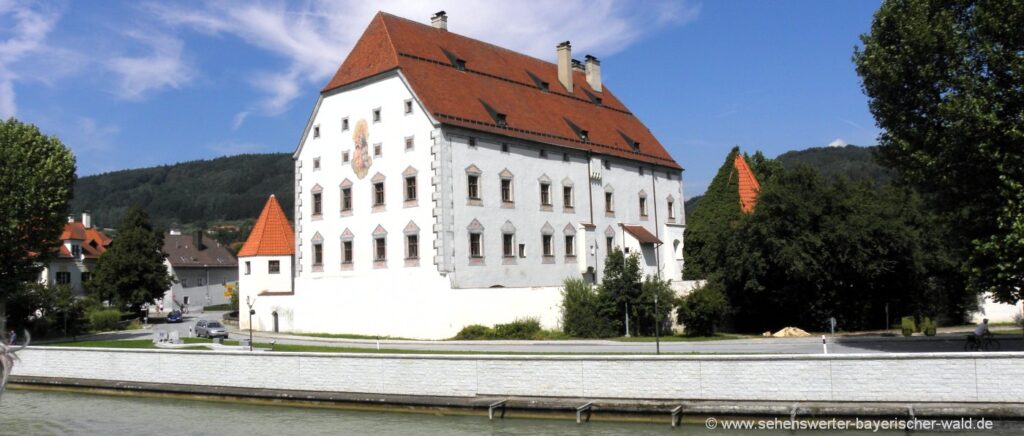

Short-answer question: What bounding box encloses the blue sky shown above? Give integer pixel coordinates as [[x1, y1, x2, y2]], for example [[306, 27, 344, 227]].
[[0, 0, 881, 198]]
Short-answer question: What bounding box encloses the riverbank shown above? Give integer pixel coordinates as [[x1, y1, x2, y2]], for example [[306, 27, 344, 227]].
[[9, 346, 1024, 420]]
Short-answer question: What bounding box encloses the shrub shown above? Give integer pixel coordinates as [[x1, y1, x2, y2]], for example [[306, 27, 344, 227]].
[[561, 278, 616, 338], [675, 281, 730, 337], [921, 317, 937, 336], [88, 309, 123, 332], [493, 317, 542, 339], [900, 316, 916, 337], [454, 324, 493, 340]]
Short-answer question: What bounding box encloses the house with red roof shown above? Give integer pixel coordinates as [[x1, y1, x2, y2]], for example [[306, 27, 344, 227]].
[[239, 12, 687, 338], [39, 213, 112, 295]]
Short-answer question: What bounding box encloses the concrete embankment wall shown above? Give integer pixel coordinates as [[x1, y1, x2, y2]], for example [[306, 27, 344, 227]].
[[13, 348, 1024, 404]]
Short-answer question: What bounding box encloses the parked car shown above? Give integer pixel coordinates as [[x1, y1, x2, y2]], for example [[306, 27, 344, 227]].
[[195, 320, 228, 339], [166, 310, 183, 323]]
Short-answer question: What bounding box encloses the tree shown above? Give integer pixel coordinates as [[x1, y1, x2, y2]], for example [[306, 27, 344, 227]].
[[683, 147, 742, 280], [854, 0, 1024, 302], [676, 279, 730, 336], [560, 278, 615, 338], [596, 248, 643, 335], [88, 207, 173, 314], [0, 119, 76, 332]]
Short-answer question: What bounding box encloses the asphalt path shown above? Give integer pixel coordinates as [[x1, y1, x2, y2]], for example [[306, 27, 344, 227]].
[[66, 311, 1024, 354]]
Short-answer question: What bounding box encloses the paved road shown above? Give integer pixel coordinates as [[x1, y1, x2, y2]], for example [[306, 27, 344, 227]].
[[66, 312, 1024, 354]]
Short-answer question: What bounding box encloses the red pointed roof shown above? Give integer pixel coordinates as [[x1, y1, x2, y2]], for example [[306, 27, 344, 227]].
[[321, 12, 681, 170], [57, 222, 112, 259], [238, 195, 294, 257], [733, 154, 761, 213]]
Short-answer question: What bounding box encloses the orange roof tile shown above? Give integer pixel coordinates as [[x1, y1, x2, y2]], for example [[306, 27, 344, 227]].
[[734, 154, 761, 213], [622, 225, 662, 245], [321, 12, 681, 170], [57, 222, 112, 259], [238, 195, 295, 257]]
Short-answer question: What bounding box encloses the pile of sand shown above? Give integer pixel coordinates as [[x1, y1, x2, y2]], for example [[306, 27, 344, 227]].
[[772, 327, 811, 337]]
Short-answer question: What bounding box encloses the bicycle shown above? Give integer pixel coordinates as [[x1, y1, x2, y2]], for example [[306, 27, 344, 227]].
[[964, 333, 1001, 351]]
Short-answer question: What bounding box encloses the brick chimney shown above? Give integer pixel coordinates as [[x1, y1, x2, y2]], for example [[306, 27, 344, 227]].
[[81, 211, 92, 228], [585, 55, 601, 92], [193, 230, 205, 250], [431, 11, 447, 30], [557, 41, 573, 93]]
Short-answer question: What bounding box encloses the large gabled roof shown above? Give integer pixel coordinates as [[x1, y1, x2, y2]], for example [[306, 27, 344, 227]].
[[57, 222, 112, 259], [238, 195, 294, 257], [321, 12, 681, 170]]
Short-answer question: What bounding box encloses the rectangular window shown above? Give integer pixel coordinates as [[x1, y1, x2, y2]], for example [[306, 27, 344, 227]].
[[539, 149, 547, 158], [640, 197, 648, 217], [540, 183, 551, 206], [603, 159, 611, 170], [312, 192, 322, 215], [668, 200, 676, 220], [501, 179, 512, 203], [404, 99, 413, 114], [606, 237, 614, 255], [468, 137, 476, 147], [245, 261, 251, 275], [405, 136, 414, 150], [269, 260, 280, 274], [373, 108, 381, 122], [467, 175, 480, 200], [313, 243, 323, 266], [405, 176, 417, 201], [563, 152, 570, 162], [342, 117, 349, 131], [469, 233, 482, 258], [406, 234, 419, 259], [181, 278, 189, 288], [184, 296, 191, 305], [519, 243, 526, 258], [313, 157, 320, 170], [565, 235, 575, 256], [313, 125, 320, 138], [56, 271, 71, 284], [501, 143, 509, 153], [374, 182, 385, 206], [342, 151, 350, 163], [343, 241, 353, 264], [542, 235, 554, 257], [374, 143, 382, 158], [375, 238, 387, 261], [342, 188, 352, 211], [71, 245, 81, 257], [605, 192, 614, 212], [503, 234, 514, 257], [563, 186, 573, 208]]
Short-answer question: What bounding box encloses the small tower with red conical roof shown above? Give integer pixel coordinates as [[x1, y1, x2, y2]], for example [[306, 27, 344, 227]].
[[237, 195, 295, 331]]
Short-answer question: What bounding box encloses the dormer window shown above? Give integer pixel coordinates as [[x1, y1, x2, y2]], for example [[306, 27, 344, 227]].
[[579, 130, 589, 142], [495, 113, 507, 127], [526, 70, 550, 92], [71, 244, 81, 257], [455, 58, 466, 70], [564, 117, 589, 142], [632, 142, 640, 152], [442, 48, 467, 71]]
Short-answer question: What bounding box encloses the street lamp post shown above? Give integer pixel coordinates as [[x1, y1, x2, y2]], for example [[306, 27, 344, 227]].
[[245, 296, 256, 352], [655, 292, 661, 355]]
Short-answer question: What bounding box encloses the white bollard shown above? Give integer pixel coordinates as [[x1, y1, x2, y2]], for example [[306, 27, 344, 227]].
[[822, 335, 828, 354]]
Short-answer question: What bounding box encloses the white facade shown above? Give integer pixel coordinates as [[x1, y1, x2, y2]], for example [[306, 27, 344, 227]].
[[239, 70, 685, 339]]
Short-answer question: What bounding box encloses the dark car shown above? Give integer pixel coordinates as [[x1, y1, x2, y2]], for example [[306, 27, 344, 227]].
[[166, 310, 183, 323]]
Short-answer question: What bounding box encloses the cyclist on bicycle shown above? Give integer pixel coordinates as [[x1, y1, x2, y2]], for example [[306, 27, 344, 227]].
[[974, 318, 990, 338]]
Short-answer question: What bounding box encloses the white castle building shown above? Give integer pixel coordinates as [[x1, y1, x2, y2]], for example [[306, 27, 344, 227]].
[[238, 11, 688, 339]]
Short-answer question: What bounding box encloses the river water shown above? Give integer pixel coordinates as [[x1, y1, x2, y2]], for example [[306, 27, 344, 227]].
[[1, 389, 1018, 435]]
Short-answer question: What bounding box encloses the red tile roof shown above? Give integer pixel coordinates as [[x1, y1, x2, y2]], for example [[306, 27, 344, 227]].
[[622, 224, 662, 245], [238, 195, 295, 257], [57, 222, 112, 259], [322, 12, 681, 170], [734, 153, 761, 214]]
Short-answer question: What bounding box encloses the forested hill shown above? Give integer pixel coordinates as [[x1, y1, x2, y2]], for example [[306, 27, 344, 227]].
[[685, 145, 889, 221], [72, 153, 293, 230], [776, 145, 892, 185]]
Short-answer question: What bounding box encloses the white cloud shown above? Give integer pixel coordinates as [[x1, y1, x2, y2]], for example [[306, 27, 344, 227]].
[[106, 30, 194, 101], [0, 0, 62, 117], [148, 0, 698, 126], [828, 138, 848, 148]]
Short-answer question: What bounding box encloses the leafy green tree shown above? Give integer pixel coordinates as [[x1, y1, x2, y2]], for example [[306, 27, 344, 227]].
[[88, 207, 173, 315], [676, 279, 730, 336], [0, 119, 76, 332], [596, 248, 643, 335], [854, 0, 1024, 303], [560, 278, 615, 338], [634, 276, 676, 337], [684, 147, 741, 280]]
